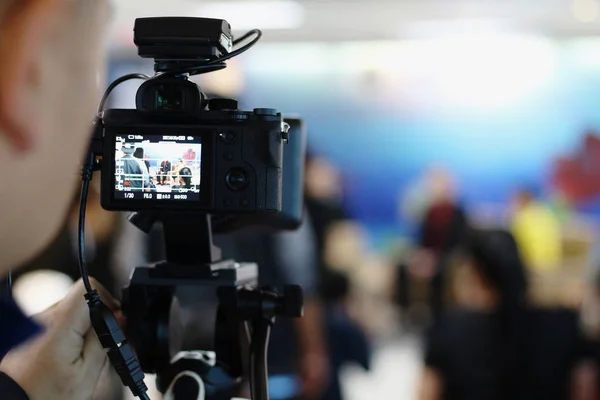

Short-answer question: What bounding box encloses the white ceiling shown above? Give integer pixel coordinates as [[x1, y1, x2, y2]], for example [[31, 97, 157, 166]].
[[109, 0, 600, 51]]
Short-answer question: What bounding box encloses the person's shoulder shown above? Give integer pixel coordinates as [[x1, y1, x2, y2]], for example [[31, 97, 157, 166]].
[[428, 309, 492, 337], [527, 307, 579, 326]]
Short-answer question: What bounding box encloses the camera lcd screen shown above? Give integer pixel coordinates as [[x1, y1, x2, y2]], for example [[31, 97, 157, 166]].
[[114, 134, 201, 201]]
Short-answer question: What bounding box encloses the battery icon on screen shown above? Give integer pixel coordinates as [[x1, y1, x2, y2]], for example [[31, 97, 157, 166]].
[[157, 194, 162, 200]]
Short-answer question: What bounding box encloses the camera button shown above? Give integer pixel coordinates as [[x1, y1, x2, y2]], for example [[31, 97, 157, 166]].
[[223, 152, 234, 161], [219, 132, 237, 144], [222, 198, 233, 208], [225, 168, 248, 192], [240, 199, 249, 208]]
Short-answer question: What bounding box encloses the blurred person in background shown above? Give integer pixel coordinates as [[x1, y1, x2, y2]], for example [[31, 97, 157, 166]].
[[403, 167, 469, 322], [419, 229, 593, 400], [319, 270, 371, 400], [0, 1, 120, 399], [303, 150, 373, 400], [304, 151, 349, 284], [510, 187, 562, 272]]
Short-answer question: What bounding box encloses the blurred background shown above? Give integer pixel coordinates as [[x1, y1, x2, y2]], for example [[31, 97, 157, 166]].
[[14, 0, 600, 399]]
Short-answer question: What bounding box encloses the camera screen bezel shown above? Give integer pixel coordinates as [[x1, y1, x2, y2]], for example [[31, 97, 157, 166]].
[[101, 126, 216, 211]]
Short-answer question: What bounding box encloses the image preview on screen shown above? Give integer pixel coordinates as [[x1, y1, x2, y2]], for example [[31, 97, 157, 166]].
[[114, 134, 202, 201]]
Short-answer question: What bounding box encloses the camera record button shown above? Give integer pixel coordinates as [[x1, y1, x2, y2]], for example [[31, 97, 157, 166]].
[[223, 152, 234, 161], [222, 198, 233, 208], [240, 199, 249, 208], [225, 168, 248, 192]]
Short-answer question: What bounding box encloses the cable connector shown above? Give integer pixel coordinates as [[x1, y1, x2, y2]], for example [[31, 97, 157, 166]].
[[85, 290, 149, 398]]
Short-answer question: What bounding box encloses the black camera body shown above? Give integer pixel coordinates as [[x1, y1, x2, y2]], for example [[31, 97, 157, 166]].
[[93, 17, 304, 232], [100, 105, 286, 215]]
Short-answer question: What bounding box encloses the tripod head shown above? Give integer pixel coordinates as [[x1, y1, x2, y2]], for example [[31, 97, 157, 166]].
[[122, 212, 303, 400]]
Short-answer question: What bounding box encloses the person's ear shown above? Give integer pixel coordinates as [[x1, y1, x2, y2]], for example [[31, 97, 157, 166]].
[[0, 0, 67, 152]]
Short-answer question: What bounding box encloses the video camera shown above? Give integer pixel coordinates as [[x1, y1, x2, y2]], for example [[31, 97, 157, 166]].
[[82, 17, 307, 400], [91, 16, 305, 230]]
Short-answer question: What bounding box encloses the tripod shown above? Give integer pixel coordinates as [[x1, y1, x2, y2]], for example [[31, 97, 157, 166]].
[[121, 213, 303, 400]]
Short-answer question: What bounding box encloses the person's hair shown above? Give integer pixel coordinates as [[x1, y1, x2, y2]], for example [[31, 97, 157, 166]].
[[179, 167, 192, 188], [133, 147, 144, 159], [320, 270, 351, 303], [464, 229, 528, 393]]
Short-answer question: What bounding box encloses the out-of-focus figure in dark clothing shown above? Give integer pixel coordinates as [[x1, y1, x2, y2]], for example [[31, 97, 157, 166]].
[[319, 271, 371, 400], [304, 151, 348, 282], [397, 168, 469, 323], [419, 229, 594, 400], [303, 150, 372, 400]]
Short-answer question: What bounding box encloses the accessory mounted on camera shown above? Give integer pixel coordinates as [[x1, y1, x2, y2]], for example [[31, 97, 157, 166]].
[[134, 17, 233, 70]]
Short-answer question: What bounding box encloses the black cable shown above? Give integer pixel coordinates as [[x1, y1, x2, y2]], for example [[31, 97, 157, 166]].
[[158, 29, 262, 77], [79, 126, 149, 399], [78, 176, 93, 293], [97, 73, 150, 113], [233, 29, 259, 46], [208, 29, 262, 65], [139, 393, 151, 400], [78, 162, 149, 399]]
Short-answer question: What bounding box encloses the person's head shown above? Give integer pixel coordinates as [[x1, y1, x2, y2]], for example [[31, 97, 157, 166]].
[[455, 230, 528, 309], [178, 167, 192, 188], [304, 149, 343, 201], [513, 186, 537, 209], [320, 270, 351, 304], [0, 0, 110, 274], [133, 147, 144, 159], [425, 165, 457, 204], [121, 144, 135, 157]]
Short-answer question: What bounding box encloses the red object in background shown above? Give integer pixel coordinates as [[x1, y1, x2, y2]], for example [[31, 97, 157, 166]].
[[183, 148, 196, 161], [552, 132, 600, 203]]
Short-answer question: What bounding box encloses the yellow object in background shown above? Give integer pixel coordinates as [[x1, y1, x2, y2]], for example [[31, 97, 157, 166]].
[[511, 202, 563, 271]]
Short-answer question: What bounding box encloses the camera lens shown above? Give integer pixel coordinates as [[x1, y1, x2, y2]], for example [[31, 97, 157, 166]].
[[225, 169, 248, 192]]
